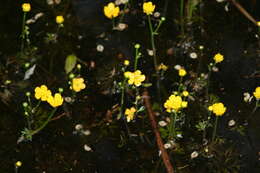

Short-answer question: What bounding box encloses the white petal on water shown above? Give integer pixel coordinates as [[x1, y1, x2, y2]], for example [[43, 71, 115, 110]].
[[24, 64, 36, 80]]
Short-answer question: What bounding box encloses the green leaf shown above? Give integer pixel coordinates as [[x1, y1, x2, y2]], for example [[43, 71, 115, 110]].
[[65, 54, 77, 74]]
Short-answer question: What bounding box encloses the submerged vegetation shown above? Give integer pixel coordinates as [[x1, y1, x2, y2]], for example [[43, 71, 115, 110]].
[[0, 0, 260, 172]]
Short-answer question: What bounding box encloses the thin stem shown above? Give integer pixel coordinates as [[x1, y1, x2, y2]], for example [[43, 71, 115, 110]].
[[134, 47, 139, 71], [30, 108, 57, 136], [180, 0, 184, 35], [252, 99, 259, 114], [154, 20, 164, 34], [21, 12, 27, 52], [212, 116, 219, 142], [147, 15, 158, 71], [148, 15, 162, 106], [119, 79, 126, 118]]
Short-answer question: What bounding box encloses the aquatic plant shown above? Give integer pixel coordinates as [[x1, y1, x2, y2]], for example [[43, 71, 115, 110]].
[[208, 102, 226, 141]]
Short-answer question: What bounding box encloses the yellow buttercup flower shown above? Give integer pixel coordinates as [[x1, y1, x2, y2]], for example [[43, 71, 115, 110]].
[[143, 2, 155, 15], [125, 107, 136, 122], [182, 91, 189, 97], [56, 15, 64, 24], [253, 86, 260, 100], [257, 21, 260, 27], [34, 85, 52, 101], [124, 70, 145, 87], [209, 102, 226, 116], [15, 161, 22, 167], [178, 68, 187, 77], [158, 63, 168, 71], [213, 53, 224, 63], [47, 93, 63, 107], [104, 2, 120, 19], [124, 60, 130, 66], [22, 3, 31, 12], [164, 95, 187, 113], [72, 78, 86, 92]]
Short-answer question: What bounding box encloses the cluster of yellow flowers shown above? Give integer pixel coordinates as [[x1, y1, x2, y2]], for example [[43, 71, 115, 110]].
[[253, 86, 260, 100], [124, 70, 146, 87], [164, 94, 188, 113], [72, 77, 86, 92], [34, 85, 63, 108], [213, 53, 224, 63], [125, 107, 136, 122], [104, 1, 156, 19], [208, 102, 226, 116]]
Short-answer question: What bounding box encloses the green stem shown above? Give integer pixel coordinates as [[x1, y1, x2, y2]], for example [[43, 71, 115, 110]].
[[147, 15, 158, 71], [118, 79, 127, 119], [134, 47, 139, 71], [252, 99, 259, 114], [180, 0, 184, 35], [154, 19, 164, 34], [212, 116, 219, 142], [30, 108, 57, 136], [169, 112, 177, 140], [21, 12, 27, 52], [119, 2, 128, 23], [148, 15, 162, 106]]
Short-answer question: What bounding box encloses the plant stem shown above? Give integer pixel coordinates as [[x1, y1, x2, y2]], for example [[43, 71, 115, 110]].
[[21, 12, 27, 52], [30, 108, 57, 136], [148, 15, 162, 106], [119, 79, 127, 119], [180, 0, 184, 35], [134, 46, 140, 71], [212, 116, 219, 142]]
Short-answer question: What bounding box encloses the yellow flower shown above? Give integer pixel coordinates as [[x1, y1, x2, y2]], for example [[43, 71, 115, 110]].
[[124, 60, 130, 66], [257, 21, 260, 27], [158, 63, 168, 71], [15, 161, 22, 167], [253, 86, 260, 100], [213, 53, 224, 63], [125, 107, 136, 122], [182, 91, 189, 97], [72, 78, 86, 92], [34, 85, 52, 101], [143, 2, 155, 15], [124, 70, 145, 87], [56, 15, 64, 24], [22, 3, 31, 12], [209, 102, 226, 116], [47, 93, 63, 107], [164, 95, 187, 113], [104, 2, 120, 19], [178, 68, 186, 77]]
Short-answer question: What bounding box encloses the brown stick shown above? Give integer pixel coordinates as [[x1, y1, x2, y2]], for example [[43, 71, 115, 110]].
[[228, 0, 257, 26], [142, 90, 174, 173]]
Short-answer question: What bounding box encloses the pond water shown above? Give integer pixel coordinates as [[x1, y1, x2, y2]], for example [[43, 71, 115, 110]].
[[0, 0, 260, 172]]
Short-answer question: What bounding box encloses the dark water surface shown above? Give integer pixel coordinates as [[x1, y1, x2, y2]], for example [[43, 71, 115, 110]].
[[0, 0, 260, 172]]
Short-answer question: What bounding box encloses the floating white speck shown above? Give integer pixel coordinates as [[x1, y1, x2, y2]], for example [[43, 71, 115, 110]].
[[191, 151, 199, 159], [96, 44, 104, 52], [75, 124, 83, 131], [228, 119, 236, 127], [158, 121, 167, 127], [189, 52, 198, 59], [84, 144, 92, 152], [174, 65, 181, 70], [24, 64, 36, 80]]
